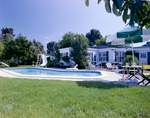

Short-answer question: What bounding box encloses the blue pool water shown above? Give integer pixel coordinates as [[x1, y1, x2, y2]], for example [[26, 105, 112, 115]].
[[6, 68, 102, 77]]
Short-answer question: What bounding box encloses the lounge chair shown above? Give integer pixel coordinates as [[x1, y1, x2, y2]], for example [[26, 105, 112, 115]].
[[66, 64, 78, 70], [138, 64, 150, 86], [88, 62, 96, 70], [106, 62, 116, 71]]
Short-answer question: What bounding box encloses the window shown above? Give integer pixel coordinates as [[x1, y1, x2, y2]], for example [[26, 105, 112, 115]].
[[115, 51, 124, 62], [99, 52, 106, 61], [87, 53, 93, 61], [141, 53, 146, 58]]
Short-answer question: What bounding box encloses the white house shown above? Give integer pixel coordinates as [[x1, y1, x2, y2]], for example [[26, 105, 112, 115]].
[[59, 45, 150, 66]]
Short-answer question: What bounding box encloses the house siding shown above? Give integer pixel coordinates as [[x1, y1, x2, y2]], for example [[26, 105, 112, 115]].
[[58, 46, 150, 65]]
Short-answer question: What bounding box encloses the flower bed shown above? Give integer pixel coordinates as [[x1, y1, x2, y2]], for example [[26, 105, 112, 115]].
[[9, 64, 19, 67]]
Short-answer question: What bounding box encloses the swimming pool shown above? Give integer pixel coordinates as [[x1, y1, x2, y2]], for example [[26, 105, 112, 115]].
[[5, 68, 102, 78]]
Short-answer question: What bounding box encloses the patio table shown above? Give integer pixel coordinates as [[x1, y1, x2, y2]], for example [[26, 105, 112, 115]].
[[121, 65, 142, 81]]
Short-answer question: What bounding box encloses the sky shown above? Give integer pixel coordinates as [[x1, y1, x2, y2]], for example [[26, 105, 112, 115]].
[[0, 0, 147, 51]]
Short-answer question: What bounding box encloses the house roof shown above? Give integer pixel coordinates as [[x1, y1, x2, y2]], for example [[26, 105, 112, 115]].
[[89, 45, 131, 49], [89, 45, 112, 49]]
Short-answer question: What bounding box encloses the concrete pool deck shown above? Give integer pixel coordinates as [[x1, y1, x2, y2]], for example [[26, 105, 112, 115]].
[[0, 68, 145, 86]]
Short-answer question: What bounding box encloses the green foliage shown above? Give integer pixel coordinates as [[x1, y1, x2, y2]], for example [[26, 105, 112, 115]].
[[0, 27, 15, 43], [0, 41, 4, 56], [47, 60, 57, 67], [1, 36, 32, 65], [123, 51, 139, 65], [47, 41, 58, 56], [0, 33, 14, 43], [28, 39, 46, 64], [0, 77, 150, 117], [0, 65, 7, 68], [0, 28, 46, 65], [95, 38, 106, 46], [1, 27, 14, 35], [15, 36, 32, 61], [47, 41, 60, 62], [59, 32, 75, 48], [85, 0, 150, 29], [86, 29, 102, 46], [125, 50, 136, 56], [62, 56, 70, 63], [71, 34, 89, 69]]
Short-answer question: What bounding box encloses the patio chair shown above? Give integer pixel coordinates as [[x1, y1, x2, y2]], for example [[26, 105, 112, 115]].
[[66, 64, 78, 70], [88, 62, 96, 70], [138, 64, 150, 86], [106, 62, 117, 71], [126, 62, 140, 80]]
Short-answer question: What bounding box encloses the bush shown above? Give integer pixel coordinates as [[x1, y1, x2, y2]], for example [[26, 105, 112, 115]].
[[47, 60, 57, 67], [62, 56, 70, 63], [9, 63, 19, 67]]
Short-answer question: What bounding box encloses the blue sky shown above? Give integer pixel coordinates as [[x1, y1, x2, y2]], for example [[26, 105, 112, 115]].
[[1, 0, 131, 51]]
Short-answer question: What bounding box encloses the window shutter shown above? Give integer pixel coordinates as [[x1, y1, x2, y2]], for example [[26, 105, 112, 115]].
[[106, 51, 109, 61], [136, 52, 139, 59], [115, 51, 117, 62], [66, 52, 68, 56]]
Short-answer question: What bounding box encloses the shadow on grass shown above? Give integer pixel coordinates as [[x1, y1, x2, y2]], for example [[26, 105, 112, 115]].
[[76, 81, 129, 89]]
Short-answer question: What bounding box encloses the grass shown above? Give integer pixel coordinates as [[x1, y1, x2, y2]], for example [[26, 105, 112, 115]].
[[0, 65, 8, 68], [0, 77, 150, 118], [0, 65, 33, 69]]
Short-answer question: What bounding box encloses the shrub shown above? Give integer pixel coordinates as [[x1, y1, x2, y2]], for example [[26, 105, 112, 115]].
[[62, 56, 70, 63]]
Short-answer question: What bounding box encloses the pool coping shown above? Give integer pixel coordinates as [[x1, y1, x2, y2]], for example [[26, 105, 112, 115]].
[[1, 67, 109, 81]]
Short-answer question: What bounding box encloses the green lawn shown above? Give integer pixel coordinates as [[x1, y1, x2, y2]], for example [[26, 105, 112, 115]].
[[0, 65, 33, 68], [0, 77, 150, 118]]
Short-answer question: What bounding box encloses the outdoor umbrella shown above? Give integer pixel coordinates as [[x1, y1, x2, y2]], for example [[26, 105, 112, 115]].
[[106, 26, 150, 76]]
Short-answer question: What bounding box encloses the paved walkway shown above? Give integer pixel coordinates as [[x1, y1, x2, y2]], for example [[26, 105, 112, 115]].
[[0, 68, 148, 86]]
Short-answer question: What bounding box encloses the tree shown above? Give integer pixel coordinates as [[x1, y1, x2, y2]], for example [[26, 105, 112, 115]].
[[1, 27, 14, 36], [86, 29, 102, 46], [14, 36, 32, 63], [0, 27, 15, 43], [1, 40, 16, 60], [47, 41, 60, 62], [59, 32, 75, 48], [32, 39, 45, 54], [0, 41, 4, 57], [70, 34, 89, 69], [47, 41, 59, 56], [95, 35, 109, 46], [85, 0, 150, 29], [28, 39, 46, 64], [1, 36, 32, 64]]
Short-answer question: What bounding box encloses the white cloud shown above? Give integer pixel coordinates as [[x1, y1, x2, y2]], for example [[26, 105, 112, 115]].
[[44, 37, 49, 39]]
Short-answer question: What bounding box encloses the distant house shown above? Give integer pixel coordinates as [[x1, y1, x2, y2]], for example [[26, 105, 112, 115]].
[[59, 45, 150, 65]]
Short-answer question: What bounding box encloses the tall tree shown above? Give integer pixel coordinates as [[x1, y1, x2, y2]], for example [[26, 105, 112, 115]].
[[1, 40, 16, 60], [0, 27, 15, 43], [95, 35, 110, 46], [1, 36, 32, 64], [85, 0, 150, 29], [47, 41, 60, 61], [70, 34, 89, 69], [32, 39, 45, 54], [86, 29, 102, 46], [0, 41, 4, 57], [14, 36, 32, 62], [1, 27, 14, 36], [59, 32, 75, 48], [28, 39, 46, 64], [47, 41, 59, 56]]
